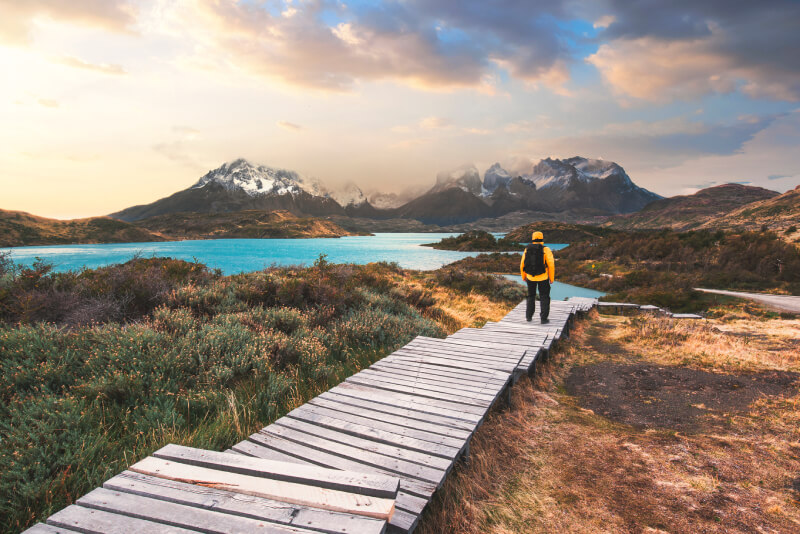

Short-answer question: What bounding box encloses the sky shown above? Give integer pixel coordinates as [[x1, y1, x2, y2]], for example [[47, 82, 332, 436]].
[[1, 0, 799, 219]]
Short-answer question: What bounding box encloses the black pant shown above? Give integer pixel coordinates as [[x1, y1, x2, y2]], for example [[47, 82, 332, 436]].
[[526, 279, 550, 321]]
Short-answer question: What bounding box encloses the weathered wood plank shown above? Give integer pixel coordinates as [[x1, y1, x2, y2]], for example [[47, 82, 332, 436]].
[[104, 471, 387, 534], [277, 413, 455, 471], [77, 488, 322, 533], [333, 382, 486, 419], [47, 505, 198, 534], [408, 338, 526, 360], [129, 457, 396, 520], [284, 406, 463, 459], [309, 397, 472, 440], [371, 360, 507, 386], [152, 444, 399, 498], [345, 375, 492, 408], [21, 525, 82, 534], [363, 367, 504, 399], [351, 369, 497, 404], [247, 432, 438, 498], [391, 348, 519, 374], [318, 391, 476, 432], [230, 438, 431, 516]]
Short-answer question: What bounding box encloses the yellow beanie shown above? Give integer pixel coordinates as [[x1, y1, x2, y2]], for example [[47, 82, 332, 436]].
[[531, 231, 544, 242]]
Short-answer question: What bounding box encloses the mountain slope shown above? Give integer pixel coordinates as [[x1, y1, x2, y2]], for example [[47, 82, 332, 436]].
[[394, 188, 493, 225], [135, 210, 363, 239], [700, 185, 800, 239], [605, 184, 779, 231], [111, 160, 346, 221], [0, 209, 166, 247]]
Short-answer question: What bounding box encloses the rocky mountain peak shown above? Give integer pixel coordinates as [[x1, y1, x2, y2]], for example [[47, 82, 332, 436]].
[[430, 164, 482, 196]]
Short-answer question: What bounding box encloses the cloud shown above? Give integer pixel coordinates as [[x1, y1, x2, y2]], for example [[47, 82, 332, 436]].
[[768, 174, 790, 181], [164, 0, 577, 93], [38, 98, 59, 108], [0, 0, 136, 45], [419, 116, 452, 130], [277, 121, 304, 131], [55, 55, 127, 75], [589, 0, 800, 102]]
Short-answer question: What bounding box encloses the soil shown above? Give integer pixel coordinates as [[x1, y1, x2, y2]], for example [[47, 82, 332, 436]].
[[565, 362, 799, 432]]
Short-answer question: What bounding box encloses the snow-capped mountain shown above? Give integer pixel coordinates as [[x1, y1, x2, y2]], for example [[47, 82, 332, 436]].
[[482, 163, 512, 196], [329, 182, 367, 207], [111, 159, 347, 221], [429, 164, 482, 196], [524, 157, 634, 191], [192, 159, 323, 197]]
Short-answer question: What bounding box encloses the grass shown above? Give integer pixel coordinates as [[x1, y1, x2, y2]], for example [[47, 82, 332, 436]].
[[0, 253, 525, 533], [417, 308, 800, 533]]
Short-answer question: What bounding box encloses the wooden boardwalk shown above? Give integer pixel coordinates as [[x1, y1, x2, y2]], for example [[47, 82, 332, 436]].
[[23, 296, 597, 534]]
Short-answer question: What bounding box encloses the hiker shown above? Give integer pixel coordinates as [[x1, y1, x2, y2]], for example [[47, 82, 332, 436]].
[[520, 231, 555, 324]]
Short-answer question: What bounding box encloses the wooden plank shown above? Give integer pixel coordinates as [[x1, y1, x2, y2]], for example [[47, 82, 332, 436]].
[[370, 363, 506, 392], [129, 456, 396, 520], [247, 432, 439, 498], [333, 382, 486, 419], [318, 391, 477, 432], [47, 505, 198, 534], [104, 471, 387, 534], [284, 406, 462, 459], [351, 369, 497, 404], [77, 488, 321, 533], [367, 366, 505, 397], [409, 338, 527, 359], [396, 345, 521, 369], [412, 334, 536, 355], [371, 359, 507, 385], [230, 438, 431, 515], [382, 353, 500, 375], [277, 413, 455, 471], [345, 375, 492, 408], [364, 366, 504, 397], [153, 444, 399, 498], [21, 525, 81, 534], [409, 338, 536, 355], [391, 348, 519, 374], [309, 397, 472, 440]]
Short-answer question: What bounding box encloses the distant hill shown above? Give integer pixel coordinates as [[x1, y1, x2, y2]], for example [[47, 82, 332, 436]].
[[135, 210, 363, 239], [506, 221, 621, 243], [700, 185, 800, 239], [0, 209, 166, 247], [604, 184, 779, 231]]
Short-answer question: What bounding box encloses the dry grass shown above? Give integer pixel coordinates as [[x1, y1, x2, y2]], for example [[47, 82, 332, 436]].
[[417, 310, 800, 534]]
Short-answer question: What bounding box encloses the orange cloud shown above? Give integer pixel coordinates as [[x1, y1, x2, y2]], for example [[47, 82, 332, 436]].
[[0, 0, 137, 45], [55, 55, 127, 75]]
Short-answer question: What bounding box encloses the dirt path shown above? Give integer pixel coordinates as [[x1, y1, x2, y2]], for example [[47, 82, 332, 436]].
[[696, 287, 800, 313], [416, 312, 800, 534]]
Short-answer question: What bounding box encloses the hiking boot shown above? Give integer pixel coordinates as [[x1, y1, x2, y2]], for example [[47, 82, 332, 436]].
[[541, 318, 550, 324]]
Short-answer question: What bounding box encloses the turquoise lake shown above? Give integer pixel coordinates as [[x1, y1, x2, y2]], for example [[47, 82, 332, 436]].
[[1, 233, 601, 299]]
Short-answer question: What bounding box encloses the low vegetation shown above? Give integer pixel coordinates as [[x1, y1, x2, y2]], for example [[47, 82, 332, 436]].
[[445, 226, 800, 313], [504, 221, 619, 243], [423, 230, 521, 251], [0, 209, 165, 247], [135, 210, 364, 239], [559, 229, 800, 312], [418, 307, 800, 533], [0, 209, 362, 247], [0, 253, 524, 533]]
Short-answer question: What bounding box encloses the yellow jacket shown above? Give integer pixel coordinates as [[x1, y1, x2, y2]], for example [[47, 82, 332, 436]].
[[520, 246, 555, 283]]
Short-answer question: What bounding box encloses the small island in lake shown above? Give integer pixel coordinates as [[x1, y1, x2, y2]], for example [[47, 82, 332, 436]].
[[423, 230, 521, 251]]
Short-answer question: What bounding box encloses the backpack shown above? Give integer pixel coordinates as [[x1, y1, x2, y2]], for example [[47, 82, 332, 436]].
[[523, 244, 546, 277]]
